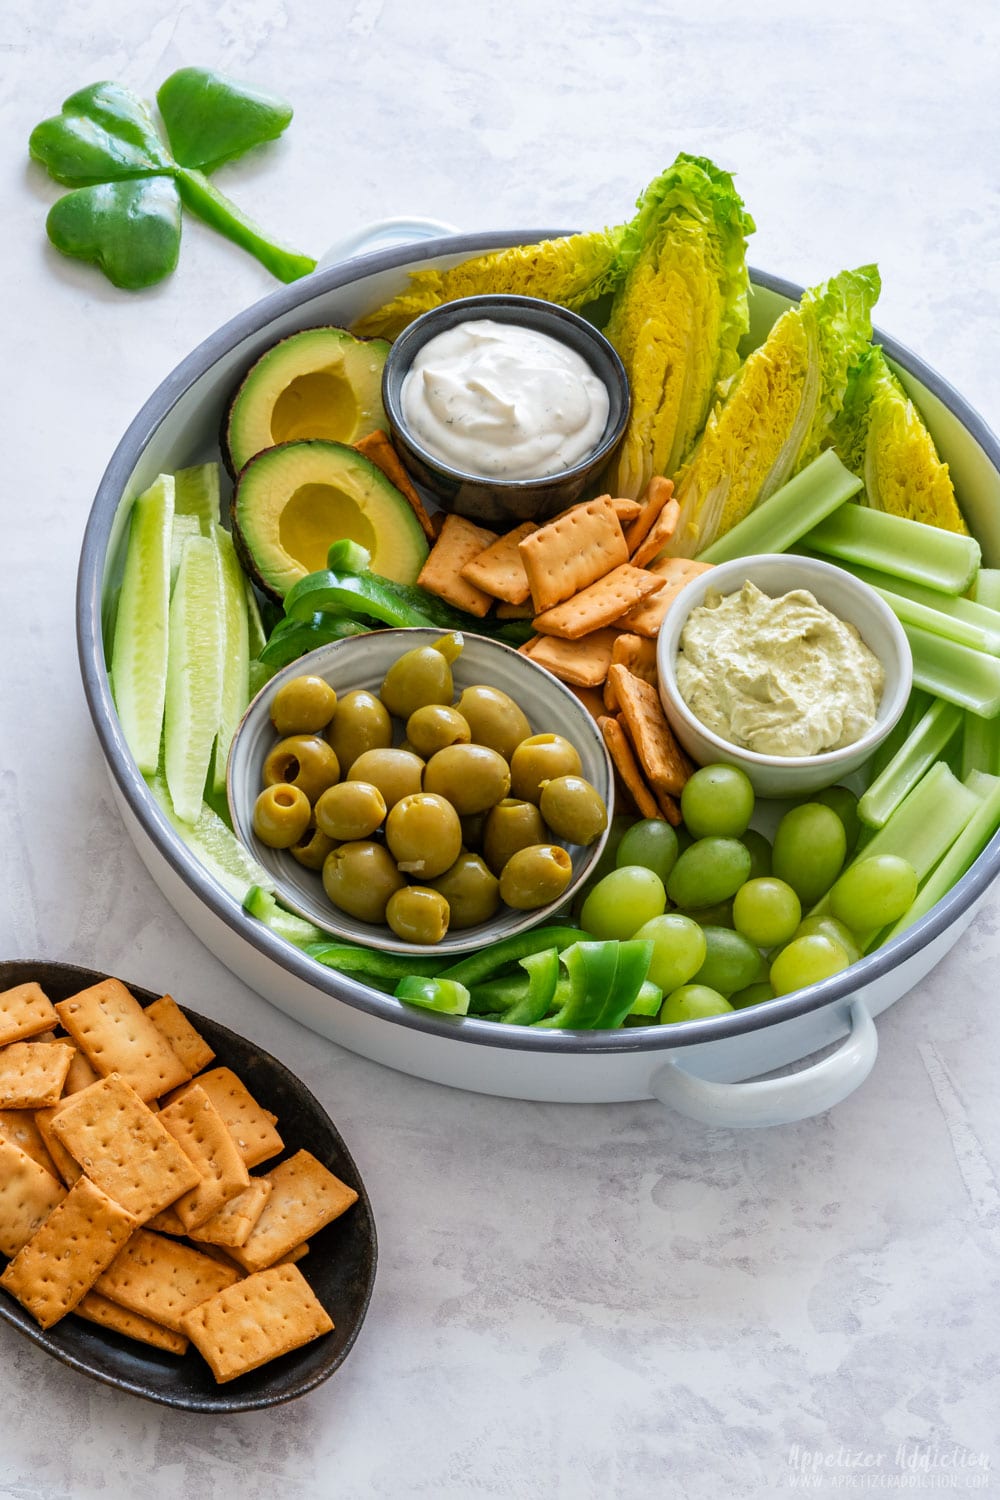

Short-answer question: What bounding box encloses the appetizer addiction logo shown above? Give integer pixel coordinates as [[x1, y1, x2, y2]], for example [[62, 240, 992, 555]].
[[785, 1443, 991, 1490]]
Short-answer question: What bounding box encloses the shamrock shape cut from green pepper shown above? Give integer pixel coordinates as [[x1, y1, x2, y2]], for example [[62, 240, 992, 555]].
[[29, 69, 316, 290]]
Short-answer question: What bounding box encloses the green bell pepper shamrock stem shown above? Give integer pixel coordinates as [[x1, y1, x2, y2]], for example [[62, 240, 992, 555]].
[[395, 977, 471, 1016], [175, 168, 315, 283]]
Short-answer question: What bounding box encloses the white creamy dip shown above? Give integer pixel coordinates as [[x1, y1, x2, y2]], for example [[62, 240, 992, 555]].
[[400, 319, 610, 480], [675, 581, 885, 757]]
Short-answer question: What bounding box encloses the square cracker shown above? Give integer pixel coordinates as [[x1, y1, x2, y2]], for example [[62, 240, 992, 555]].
[[532, 565, 663, 641], [51, 1073, 202, 1222], [631, 493, 682, 568], [75, 1290, 189, 1355], [624, 476, 675, 556], [617, 557, 714, 638], [96, 1228, 241, 1333], [519, 495, 628, 613], [225, 1150, 358, 1274], [190, 1177, 273, 1249], [598, 716, 662, 821], [33, 1106, 83, 1186], [460, 522, 536, 604], [162, 1068, 282, 1169], [416, 514, 498, 617], [607, 665, 694, 795], [0, 982, 58, 1047], [604, 632, 658, 712], [0, 1109, 60, 1178], [0, 1039, 74, 1109], [63, 1047, 102, 1096], [55, 978, 191, 1101], [0, 1176, 137, 1329], [0, 1137, 66, 1258], [158, 1084, 251, 1231], [144, 996, 215, 1076], [520, 627, 620, 688], [181, 1263, 333, 1384]]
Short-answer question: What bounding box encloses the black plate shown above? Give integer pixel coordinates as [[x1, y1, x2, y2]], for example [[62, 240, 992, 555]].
[[0, 960, 377, 1412]]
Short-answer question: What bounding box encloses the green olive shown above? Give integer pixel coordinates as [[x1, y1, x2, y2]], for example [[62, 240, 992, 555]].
[[430, 852, 501, 929], [499, 844, 574, 909], [406, 704, 472, 758], [385, 793, 462, 879], [262, 735, 341, 803], [538, 776, 608, 846], [289, 823, 338, 870], [347, 748, 424, 811], [482, 798, 548, 876], [385, 886, 451, 945], [509, 734, 582, 804], [454, 684, 532, 760], [379, 633, 463, 719], [314, 781, 387, 841], [325, 690, 392, 772], [423, 744, 511, 815], [270, 674, 337, 736], [322, 841, 405, 924], [252, 784, 313, 849]]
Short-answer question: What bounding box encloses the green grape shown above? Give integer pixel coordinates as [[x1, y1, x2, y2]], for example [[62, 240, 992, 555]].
[[769, 934, 850, 996], [571, 813, 631, 919], [659, 984, 734, 1023], [691, 925, 762, 996], [672, 900, 735, 928], [829, 855, 918, 932], [741, 828, 772, 880], [813, 785, 861, 856], [632, 913, 707, 993], [679, 764, 754, 838], [732, 878, 801, 950], [616, 819, 679, 885], [579, 865, 666, 940], [790, 915, 861, 965], [772, 803, 846, 905], [730, 981, 775, 1009], [666, 837, 753, 909]]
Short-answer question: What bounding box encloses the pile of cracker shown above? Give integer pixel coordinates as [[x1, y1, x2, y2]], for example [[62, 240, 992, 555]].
[[0, 977, 356, 1385], [415, 480, 713, 822]]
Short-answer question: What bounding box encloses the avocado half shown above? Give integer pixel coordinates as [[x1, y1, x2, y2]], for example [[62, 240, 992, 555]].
[[231, 440, 429, 601], [224, 326, 391, 476]]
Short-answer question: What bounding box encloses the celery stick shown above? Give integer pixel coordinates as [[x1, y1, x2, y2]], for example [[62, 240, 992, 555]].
[[174, 462, 222, 533], [903, 623, 1000, 716], [867, 687, 931, 780], [146, 770, 274, 904], [803, 505, 981, 594], [885, 772, 1000, 940], [696, 450, 862, 564], [974, 569, 1000, 611], [211, 523, 250, 797], [110, 474, 175, 775], [170, 513, 201, 594], [806, 556, 1000, 651], [858, 700, 963, 828], [961, 708, 1000, 779], [164, 534, 225, 824]]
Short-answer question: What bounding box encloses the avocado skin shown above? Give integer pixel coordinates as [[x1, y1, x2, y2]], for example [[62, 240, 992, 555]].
[[230, 438, 428, 603]]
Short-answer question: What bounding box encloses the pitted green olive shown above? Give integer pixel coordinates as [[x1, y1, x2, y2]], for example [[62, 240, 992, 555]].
[[385, 886, 451, 945], [324, 690, 392, 772], [454, 684, 532, 760], [430, 852, 501, 928], [322, 841, 405, 923], [347, 748, 424, 810], [509, 734, 582, 804], [314, 781, 387, 841], [423, 743, 511, 816], [252, 784, 312, 849], [385, 793, 462, 879], [538, 775, 607, 846], [482, 799, 547, 876], [270, 675, 337, 736], [406, 704, 472, 758], [379, 633, 463, 719], [498, 844, 574, 909], [262, 735, 341, 803], [289, 823, 338, 870]]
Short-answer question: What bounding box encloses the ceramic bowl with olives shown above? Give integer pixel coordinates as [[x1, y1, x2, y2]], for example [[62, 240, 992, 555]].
[[227, 629, 614, 956]]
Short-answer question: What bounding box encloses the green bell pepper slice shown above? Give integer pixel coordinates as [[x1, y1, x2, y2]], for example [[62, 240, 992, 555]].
[[395, 977, 471, 1016], [438, 926, 590, 988]]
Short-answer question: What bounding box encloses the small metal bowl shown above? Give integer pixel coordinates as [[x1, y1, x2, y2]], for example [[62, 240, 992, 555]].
[[227, 628, 615, 955], [656, 553, 913, 799], [381, 294, 630, 526]]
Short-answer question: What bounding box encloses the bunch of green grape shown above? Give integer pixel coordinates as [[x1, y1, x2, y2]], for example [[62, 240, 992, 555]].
[[578, 766, 918, 1025]]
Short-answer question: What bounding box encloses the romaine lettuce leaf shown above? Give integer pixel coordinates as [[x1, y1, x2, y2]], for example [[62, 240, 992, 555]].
[[604, 153, 755, 498], [832, 344, 968, 534], [665, 264, 881, 558]]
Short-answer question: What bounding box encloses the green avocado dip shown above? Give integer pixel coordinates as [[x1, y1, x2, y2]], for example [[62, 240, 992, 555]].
[[675, 580, 884, 757]]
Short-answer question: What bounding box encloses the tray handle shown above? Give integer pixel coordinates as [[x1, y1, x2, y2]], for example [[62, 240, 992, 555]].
[[317, 217, 459, 270], [649, 999, 878, 1128]]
